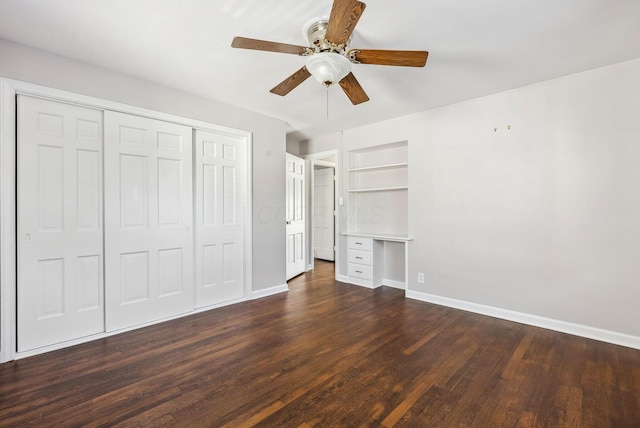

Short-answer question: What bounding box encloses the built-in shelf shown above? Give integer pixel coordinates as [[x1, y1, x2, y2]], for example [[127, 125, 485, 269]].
[[347, 185, 408, 193], [348, 162, 408, 173], [345, 141, 410, 290], [347, 141, 409, 233]]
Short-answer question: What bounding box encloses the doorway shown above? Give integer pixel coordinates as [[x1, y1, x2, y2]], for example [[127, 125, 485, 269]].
[[313, 162, 335, 261], [304, 150, 339, 273]]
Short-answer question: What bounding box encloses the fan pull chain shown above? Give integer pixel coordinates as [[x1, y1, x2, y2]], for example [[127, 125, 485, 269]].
[[326, 87, 329, 120]]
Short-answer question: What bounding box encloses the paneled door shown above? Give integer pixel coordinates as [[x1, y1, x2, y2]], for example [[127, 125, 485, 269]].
[[194, 129, 246, 307], [104, 111, 193, 331], [313, 166, 335, 261], [17, 95, 104, 352], [286, 153, 305, 280]]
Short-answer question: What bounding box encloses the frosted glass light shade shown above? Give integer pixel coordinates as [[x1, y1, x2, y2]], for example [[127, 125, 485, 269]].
[[306, 52, 352, 87]]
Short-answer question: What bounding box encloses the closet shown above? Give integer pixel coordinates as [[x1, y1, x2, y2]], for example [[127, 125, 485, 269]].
[[16, 94, 248, 353]]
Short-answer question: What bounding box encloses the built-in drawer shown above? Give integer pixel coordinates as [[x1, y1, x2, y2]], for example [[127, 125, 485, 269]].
[[348, 263, 372, 280], [347, 236, 372, 251], [348, 249, 371, 265]]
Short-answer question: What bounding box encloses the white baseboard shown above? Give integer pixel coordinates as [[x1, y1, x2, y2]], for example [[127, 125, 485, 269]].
[[336, 274, 404, 290], [406, 289, 640, 350], [335, 274, 350, 284], [252, 284, 289, 300], [193, 296, 248, 313], [14, 300, 249, 361], [383, 279, 405, 290], [13, 288, 285, 361]]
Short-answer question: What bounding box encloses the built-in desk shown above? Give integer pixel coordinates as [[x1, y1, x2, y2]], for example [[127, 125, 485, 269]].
[[343, 233, 412, 289]]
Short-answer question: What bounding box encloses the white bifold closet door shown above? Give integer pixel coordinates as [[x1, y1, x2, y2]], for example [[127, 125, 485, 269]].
[[17, 95, 104, 352], [194, 130, 245, 307], [104, 111, 193, 331]]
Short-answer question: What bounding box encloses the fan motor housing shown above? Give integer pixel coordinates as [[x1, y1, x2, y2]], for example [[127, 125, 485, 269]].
[[306, 19, 350, 53]]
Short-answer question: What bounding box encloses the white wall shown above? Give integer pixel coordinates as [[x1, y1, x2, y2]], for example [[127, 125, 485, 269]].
[[285, 134, 300, 156], [339, 58, 640, 340], [300, 132, 342, 156], [0, 38, 287, 292]]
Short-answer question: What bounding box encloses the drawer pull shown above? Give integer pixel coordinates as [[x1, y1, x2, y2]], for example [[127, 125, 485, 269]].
[[356, 242, 363, 245], [355, 256, 362, 260], [356, 270, 363, 274]]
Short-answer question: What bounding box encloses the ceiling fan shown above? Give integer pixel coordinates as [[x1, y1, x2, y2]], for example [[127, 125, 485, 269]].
[[231, 0, 429, 105]]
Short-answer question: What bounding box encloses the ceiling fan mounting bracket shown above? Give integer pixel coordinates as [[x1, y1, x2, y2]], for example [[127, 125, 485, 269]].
[[300, 47, 315, 57], [325, 42, 347, 54], [347, 49, 361, 64]]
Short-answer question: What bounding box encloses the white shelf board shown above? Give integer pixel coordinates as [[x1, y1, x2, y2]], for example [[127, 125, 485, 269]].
[[347, 186, 408, 193], [348, 162, 408, 173], [342, 232, 413, 242]]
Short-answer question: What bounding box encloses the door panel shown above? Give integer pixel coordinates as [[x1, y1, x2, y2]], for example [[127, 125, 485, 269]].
[[194, 130, 245, 307], [286, 154, 305, 279], [158, 158, 182, 226], [104, 111, 193, 331], [77, 149, 101, 229], [119, 154, 148, 228], [17, 95, 104, 352], [313, 166, 335, 261]]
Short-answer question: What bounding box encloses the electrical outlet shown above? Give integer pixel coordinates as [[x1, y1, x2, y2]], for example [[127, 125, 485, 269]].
[[417, 272, 425, 284]]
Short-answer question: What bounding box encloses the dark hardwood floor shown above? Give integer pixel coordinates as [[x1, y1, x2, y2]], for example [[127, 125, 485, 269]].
[[1, 260, 639, 427]]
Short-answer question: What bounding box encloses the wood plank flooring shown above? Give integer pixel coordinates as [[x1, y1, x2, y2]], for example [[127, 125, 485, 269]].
[[1, 260, 639, 427]]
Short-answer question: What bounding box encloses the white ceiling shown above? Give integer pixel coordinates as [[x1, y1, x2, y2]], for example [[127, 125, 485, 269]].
[[1, 0, 639, 141]]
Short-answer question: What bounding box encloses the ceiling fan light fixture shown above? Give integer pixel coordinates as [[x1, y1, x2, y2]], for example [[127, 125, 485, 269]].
[[231, 0, 428, 104], [306, 52, 352, 87]]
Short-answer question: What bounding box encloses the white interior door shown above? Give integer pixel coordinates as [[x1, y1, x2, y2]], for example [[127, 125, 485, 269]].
[[104, 111, 193, 331], [194, 129, 245, 307], [17, 95, 104, 352], [313, 166, 335, 261], [286, 153, 305, 280]]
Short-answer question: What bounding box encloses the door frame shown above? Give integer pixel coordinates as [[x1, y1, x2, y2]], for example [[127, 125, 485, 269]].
[[303, 150, 340, 273], [0, 78, 253, 362]]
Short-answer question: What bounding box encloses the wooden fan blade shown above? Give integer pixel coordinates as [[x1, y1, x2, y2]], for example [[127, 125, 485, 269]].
[[270, 67, 312, 96], [351, 49, 429, 67], [231, 36, 309, 55], [339, 72, 369, 105], [325, 0, 366, 46]]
